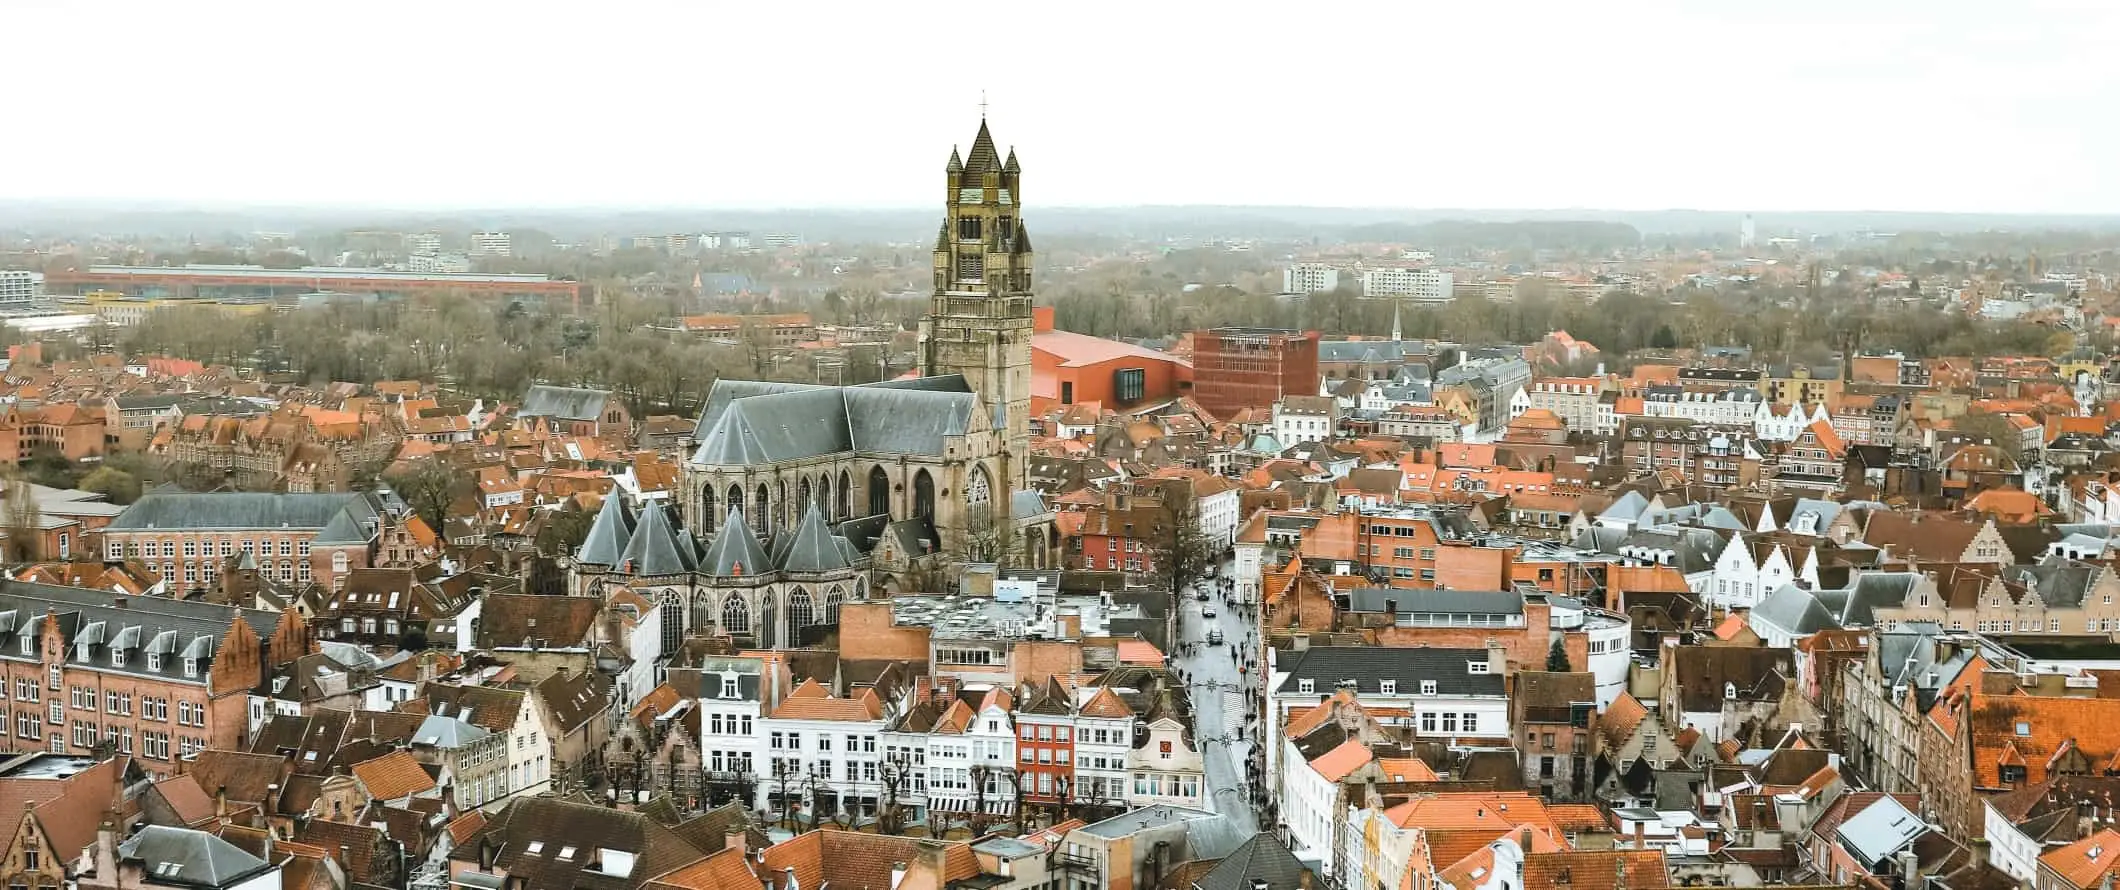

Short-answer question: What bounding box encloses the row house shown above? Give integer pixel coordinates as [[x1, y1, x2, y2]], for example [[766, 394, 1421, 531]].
[[0, 581, 313, 776], [416, 681, 552, 808], [158, 407, 399, 492], [1706, 532, 1825, 611], [1641, 385, 1761, 427], [1524, 377, 1606, 434], [1266, 645, 1509, 788], [760, 680, 891, 823]]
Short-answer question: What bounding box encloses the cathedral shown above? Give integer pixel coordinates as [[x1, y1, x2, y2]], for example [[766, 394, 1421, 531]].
[[573, 119, 1052, 650]]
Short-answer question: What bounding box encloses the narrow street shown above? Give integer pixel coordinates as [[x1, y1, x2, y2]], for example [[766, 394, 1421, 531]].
[[1170, 564, 1264, 846]]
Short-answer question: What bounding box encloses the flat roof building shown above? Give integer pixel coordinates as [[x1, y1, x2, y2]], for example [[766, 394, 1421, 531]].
[[45, 264, 579, 304]]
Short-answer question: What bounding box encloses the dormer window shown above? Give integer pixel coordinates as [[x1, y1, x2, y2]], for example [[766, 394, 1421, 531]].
[[183, 658, 198, 679], [111, 650, 125, 668], [1421, 680, 1438, 695], [147, 653, 161, 672], [1468, 662, 1491, 675], [1380, 680, 1397, 695], [721, 675, 738, 699], [1297, 679, 1315, 694]]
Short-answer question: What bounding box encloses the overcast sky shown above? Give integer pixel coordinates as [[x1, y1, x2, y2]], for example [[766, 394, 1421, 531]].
[[11, 0, 2114, 213]]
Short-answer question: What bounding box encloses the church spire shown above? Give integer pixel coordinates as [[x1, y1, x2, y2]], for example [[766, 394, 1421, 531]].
[[1391, 298, 1403, 342], [947, 147, 963, 174], [964, 120, 1001, 173]]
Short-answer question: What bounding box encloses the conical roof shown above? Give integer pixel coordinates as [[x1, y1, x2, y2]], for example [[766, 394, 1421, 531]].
[[618, 502, 695, 576], [773, 502, 851, 573], [1003, 147, 1019, 174], [947, 147, 964, 173], [963, 120, 1001, 174], [701, 505, 772, 578], [576, 493, 635, 567]]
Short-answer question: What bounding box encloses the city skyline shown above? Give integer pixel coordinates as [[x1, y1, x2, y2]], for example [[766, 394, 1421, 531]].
[[11, 0, 2117, 214]]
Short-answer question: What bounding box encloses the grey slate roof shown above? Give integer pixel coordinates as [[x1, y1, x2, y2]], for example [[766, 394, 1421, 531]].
[[0, 580, 281, 686], [618, 503, 696, 576], [1276, 646, 1505, 697], [576, 493, 635, 567], [118, 825, 273, 889], [1835, 794, 1925, 867], [689, 376, 977, 466], [1347, 588, 1522, 616], [773, 503, 851, 573], [518, 385, 613, 422], [1197, 833, 1315, 890], [108, 492, 378, 533], [413, 713, 490, 749], [700, 506, 772, 577]]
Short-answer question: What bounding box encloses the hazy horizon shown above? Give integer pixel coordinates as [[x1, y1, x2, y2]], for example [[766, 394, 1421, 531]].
[[13, 0, 2117, 214]]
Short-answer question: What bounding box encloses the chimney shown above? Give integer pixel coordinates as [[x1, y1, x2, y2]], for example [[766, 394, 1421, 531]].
[[1519, 827, 1532, 850], [1487, 639, 1507, 675], [215, 785, 227, 819], [1632, 820, 1645, 848], [724, 826, 745, 859]]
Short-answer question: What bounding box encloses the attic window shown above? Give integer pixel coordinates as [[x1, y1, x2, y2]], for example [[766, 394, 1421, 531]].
[[1297, 679, 1315, 694], [557, 846, 577, 861], [1421, 680, 1438, 696], [2017, 721, 2032, 737], [597, 850, 635, 877], [526, 842, 544, 854]]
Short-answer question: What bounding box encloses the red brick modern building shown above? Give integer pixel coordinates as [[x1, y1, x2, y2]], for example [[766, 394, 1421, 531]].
[[1190, 327, 1320, 420]]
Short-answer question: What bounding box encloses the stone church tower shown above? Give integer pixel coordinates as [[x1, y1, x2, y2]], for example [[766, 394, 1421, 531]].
[[920, 118, 1034, 490]]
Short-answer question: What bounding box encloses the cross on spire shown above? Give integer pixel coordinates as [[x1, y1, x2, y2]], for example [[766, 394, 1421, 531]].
[[979, 90, 988, 119]]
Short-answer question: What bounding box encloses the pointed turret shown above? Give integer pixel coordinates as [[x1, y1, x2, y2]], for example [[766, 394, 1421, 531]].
[[964, 120, 1001, 173], [935, 221, 950, 251], [700, 504, 772, 578], [773, 502, 852, 573], [1003, 148, 1019, 174], [947, 147, 964, 174], [576, 493, 636, 567], [618, 501, 694, 576]]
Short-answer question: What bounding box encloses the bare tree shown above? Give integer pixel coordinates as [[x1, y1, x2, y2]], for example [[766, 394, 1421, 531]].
[[878, 753, 912, 835], [386, 460, 457, 532], [2, 478, 43, 563]]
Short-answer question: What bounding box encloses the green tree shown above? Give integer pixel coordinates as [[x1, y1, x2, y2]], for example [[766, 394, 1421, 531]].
[[1548, 637, 1572, 672], [1649, 324, 1678, 350], [386, 461, 458, 533], [79, 466, 142, 505]]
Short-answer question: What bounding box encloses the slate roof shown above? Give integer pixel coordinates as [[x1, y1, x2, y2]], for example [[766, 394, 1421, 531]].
[[1347, 587, 1522, 616], [538, 669, 611, 734], [618, 503, 696, 576], [0, 581, 281, 687], [699, 506, 772, 577], [1835, 793, 1925, 867], [118, 825, 274, 889], [577, 494, 635, 567], [771, 503, 851, 573], [1668, 646, 1792, 712], [1195, 833, 1314, 890], [1276, 647, 1506, 697], [688, 377, 977, 466], [453, 796, 707, 890], [519, 385, 614, 423], [108, 491, 381, 533]]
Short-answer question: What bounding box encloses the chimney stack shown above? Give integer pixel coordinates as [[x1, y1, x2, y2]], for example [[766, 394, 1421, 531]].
[[725, 826, 746, 858]]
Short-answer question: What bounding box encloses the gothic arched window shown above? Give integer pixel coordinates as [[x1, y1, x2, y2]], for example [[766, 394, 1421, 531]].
[[825, 586, 845, 624], [721, 595, 751, 634], [913, 469, 936, 523], [799, 478, 813, 515], [966, 465, 993, 530], [788, 589, 817, 629], [837, 469, 853, 520], [755, 484, 771, 535], [659, 590, 684, 653], [868, 466, 891, 518], [727, 484, 745, 528], [699, 485, 717, 534]]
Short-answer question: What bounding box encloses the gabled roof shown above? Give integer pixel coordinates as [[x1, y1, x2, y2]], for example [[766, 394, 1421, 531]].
[[119, 825, 274, 888], [351, 750, 437, 801], [519, 385, 613, 422]]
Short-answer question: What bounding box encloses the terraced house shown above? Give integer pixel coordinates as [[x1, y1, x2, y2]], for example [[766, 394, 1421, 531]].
[[100, 492, 392, 594]]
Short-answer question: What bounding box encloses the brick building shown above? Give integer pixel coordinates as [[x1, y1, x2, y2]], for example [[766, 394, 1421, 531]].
[[0, 581, 313, 777], [100, 492, 389, 595], [1190, 328, 1320, 420]]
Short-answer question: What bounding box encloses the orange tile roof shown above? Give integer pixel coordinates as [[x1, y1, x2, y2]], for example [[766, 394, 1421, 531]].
[[351, 750, 435, 801], [1599, 693, 1650, 750], [1115, 639, 1164, 665], [1545, 803, 1609, 832], [1079, 686, 1134, 719], [1375, 757, 1440, 783], [1964, 690, 2120, 788], [2045, 828, 2120, 890], [1523, 850, 1671, 890], [1310, 738, 1376, 782], [645, 847, 762, 890], [445, 810, 487, 845], [769, 685, 883, 722]]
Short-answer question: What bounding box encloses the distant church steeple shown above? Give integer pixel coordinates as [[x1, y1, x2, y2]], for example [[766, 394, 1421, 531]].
[[918, 117, 1035, 492]]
